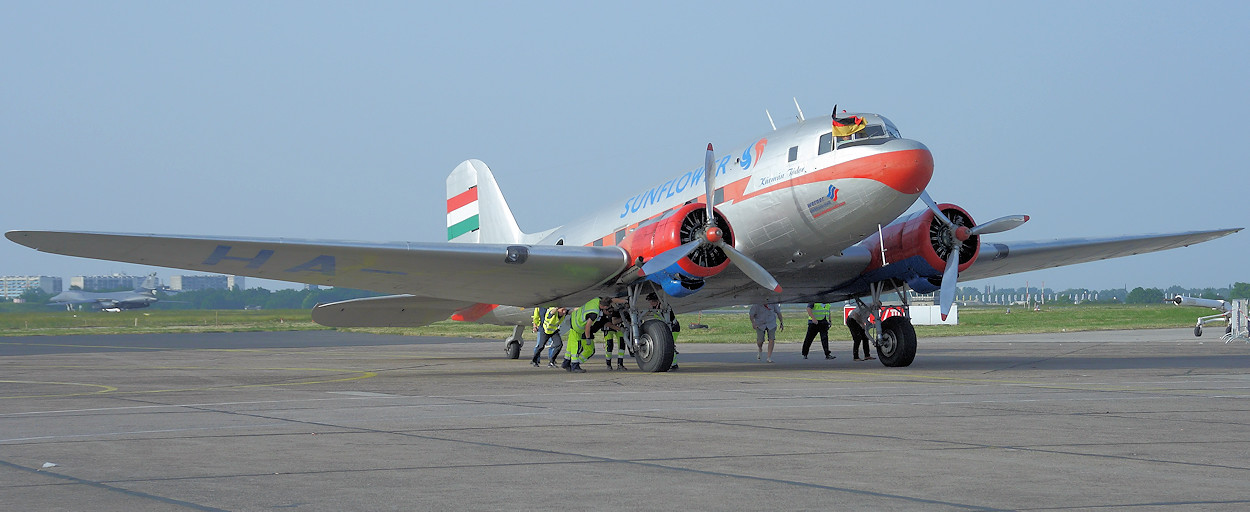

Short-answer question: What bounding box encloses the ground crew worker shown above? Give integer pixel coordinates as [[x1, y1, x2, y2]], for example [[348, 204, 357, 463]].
[[531, 307, 567, 367], [847, 302, 875, 361], [563, 298, 602, 373], [528, 307, 545, 365], [601, 304, 628, 370], [801, 302, 835, 360]]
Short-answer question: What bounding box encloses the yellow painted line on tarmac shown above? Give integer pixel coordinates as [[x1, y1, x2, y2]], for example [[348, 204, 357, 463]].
[[0, 380, 118, 399], [0, 368, 377, 399]]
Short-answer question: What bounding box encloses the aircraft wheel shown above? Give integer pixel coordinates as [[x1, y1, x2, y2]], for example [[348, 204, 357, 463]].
[[505, 340, 521, 359], [1227, 325, 1233, 335], [633, 319, 675, 372], [876, 316, 917, 367], [1195, 326, 1203, 337]]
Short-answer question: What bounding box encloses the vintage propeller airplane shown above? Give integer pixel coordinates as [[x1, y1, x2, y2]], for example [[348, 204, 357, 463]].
[[7, 106, 1240, 371]]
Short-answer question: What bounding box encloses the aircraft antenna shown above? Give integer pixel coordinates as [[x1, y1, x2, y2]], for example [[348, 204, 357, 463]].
[[793, 97, 805, 122], [766, 109, 776, 131]]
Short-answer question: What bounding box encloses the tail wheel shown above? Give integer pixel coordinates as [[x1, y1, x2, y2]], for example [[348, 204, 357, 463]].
[[634, 319, 675, 372], [505, 340, 521, 359], [876, 316, 917, 367]]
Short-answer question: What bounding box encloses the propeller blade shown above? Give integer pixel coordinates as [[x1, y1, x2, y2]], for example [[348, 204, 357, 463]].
[[704, 143, 716, 228], [939, 249, 960, 321], [639, 239, 703, 277], [716, 241, 782, 293], [919, 190, 954, 228], [969, 215, 1030, 236]]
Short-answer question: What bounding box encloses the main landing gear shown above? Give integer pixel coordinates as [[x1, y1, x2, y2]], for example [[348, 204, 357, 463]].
[[626, 284, 676, 373], [861, 282, 918, 367]]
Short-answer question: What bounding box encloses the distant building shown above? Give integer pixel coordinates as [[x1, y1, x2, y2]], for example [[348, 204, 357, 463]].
[[70, 274, 156, 291], [171, 275, 226, 291], [0, 276, 63, 299], [227, 275, 245, 290]]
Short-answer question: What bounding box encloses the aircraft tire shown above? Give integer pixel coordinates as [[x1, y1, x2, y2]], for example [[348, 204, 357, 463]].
[[633, 319, 675, 372], [1195, 326, 1203, 337], [877, 316, 917, 367], [505, 340, 521, 359], [1227, 325, 1233, 335]]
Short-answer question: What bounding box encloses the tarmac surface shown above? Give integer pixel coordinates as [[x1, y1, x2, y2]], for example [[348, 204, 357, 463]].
[[2, 328, 1249, 511]]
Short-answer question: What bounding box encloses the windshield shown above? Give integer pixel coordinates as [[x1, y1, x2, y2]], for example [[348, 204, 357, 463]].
[[818, 113, 895, 154]]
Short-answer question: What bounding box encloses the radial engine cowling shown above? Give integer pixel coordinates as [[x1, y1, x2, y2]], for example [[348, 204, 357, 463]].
[[620, 203, 734, 297], [859, 203, 980, 294]]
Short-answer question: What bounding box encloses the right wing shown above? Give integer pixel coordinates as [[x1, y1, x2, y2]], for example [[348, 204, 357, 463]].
[[6, 230, 631, 308], [958, 228, 1242, 282]]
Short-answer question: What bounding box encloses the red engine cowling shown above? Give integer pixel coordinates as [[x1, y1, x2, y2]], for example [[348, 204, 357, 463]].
[[858, 203, 980, 293], [619, 203, 735, 296]]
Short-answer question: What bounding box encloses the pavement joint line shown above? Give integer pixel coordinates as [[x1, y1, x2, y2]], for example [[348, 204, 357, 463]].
[[0, 458, 229, 512], [102, 398, 1010, 511]]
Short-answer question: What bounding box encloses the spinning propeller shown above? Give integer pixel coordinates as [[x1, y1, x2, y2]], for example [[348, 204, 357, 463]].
[[919, 190, 1028, 320], [640, 144, 782, 293]]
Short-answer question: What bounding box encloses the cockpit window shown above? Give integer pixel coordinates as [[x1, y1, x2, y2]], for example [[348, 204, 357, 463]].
[[818, 133, 833, 155], [818, 123, 892, 155]]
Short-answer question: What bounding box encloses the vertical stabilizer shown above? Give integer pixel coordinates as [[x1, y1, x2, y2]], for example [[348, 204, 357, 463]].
[[446, 159, 527, 244]]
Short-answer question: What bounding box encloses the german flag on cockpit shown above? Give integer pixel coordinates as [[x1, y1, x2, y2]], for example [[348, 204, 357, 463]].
[[831, 108, 866, 137]]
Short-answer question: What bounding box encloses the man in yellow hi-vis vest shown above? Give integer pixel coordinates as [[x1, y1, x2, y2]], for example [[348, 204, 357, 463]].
[[563, 298, 603, 373], [801, 302, 835, 360], [530, 307, 568, 367]]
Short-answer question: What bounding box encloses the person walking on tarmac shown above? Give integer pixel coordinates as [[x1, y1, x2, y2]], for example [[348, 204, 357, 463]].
[[749, 299, 783, 363], [644, 292, 681, 370], [531, 307, 568, 367], [801, 302, 835, 360]]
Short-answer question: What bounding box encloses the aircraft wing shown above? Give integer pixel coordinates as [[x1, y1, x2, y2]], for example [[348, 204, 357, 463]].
[[958, 228, 1242, 282], [6, 231, 631, 307]]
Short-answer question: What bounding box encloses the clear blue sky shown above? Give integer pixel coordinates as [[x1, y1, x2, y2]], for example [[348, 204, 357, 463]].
[[3, 1, 1247, 292]]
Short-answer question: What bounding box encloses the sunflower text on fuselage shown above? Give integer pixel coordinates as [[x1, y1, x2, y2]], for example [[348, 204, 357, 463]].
[[619, 138, 766, 218]]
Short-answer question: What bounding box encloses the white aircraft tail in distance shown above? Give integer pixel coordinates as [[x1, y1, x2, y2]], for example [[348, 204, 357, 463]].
[[7, 109, 1241, 370]]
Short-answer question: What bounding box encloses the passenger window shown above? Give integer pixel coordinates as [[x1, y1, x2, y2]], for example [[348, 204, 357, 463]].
[[818, 133, 833, 155], [788, 146, 798, 162]]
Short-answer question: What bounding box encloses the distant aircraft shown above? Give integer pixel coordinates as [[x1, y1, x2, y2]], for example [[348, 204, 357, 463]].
[[7, 107, 1241, 370], [49, 273, 161, 312]]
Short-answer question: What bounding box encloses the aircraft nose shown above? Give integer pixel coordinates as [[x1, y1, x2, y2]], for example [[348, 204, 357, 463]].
[[873, 138, 933, 195]]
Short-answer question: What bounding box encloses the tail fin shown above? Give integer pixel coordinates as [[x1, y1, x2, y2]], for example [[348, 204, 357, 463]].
[[137, 272, 159, 291], [446, 159, 546, 244]]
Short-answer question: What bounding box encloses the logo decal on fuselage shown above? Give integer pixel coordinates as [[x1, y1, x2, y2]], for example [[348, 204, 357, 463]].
[[806, 184, 846, 219], [619, 138, 767, 219]]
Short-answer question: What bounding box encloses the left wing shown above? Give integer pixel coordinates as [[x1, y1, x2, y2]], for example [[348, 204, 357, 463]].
[[5, 231, 631, 307], [958, 228, 1242, 282]]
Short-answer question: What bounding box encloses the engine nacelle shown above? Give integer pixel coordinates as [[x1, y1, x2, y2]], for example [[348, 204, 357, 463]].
[[1171, 295, 1230, 311], [619, 203, 734, 297], [856, 203, 979, 293]]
